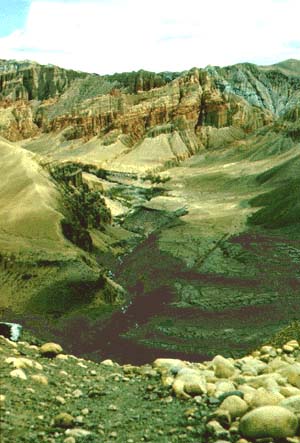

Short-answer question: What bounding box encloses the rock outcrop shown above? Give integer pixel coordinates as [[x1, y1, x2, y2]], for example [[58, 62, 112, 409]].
[[1, 59, 299, 171], [0, 59, 86, 101]]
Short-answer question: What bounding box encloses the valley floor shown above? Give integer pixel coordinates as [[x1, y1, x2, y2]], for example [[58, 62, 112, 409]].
[[4, 130, 299, 364]]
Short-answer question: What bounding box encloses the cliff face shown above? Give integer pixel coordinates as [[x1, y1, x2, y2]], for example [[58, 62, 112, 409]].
[[208, 63, 300, 116], [0, 59, 299, 170], [0, 60, 86, 101], [0, 100, 39, 141]]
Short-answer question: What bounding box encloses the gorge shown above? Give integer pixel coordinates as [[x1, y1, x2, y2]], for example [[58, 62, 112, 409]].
[[0, 58, 299, 364]]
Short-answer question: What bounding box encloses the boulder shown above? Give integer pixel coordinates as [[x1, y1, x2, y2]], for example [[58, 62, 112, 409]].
[[219, 395, 248, 419], [10, 369, 27, 380], [239, 406, 298, 439], [100, 359, 115, 366], [212, 355, 236, 378], [206, 420, 230, 440], [285, 340, 299, 349], [215, 380, 236, 397], [260, 345, 276, 354], [153, 358, 186, 374], [268, 356, 289, 371], [30, 374, 48, 385], [240, 357, 267, 376], [283, 344, 295, 353], [53, 413, 75, 429], [244, 373, 284, 391], [172, 368, 207, 398], [280, 395, 300, 414], [249, 388, 284, 408], [280, 385, 300, 397], [279, 363, 300, 389], [5, 357, 34, 369], [40, 343, 63, 358]]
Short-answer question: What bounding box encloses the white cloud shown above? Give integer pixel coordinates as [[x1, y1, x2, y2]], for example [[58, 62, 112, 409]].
[[0, 0, 299, 74]]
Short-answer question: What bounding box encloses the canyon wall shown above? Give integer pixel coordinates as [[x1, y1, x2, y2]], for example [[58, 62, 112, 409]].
[[0, 59, 299, 168]]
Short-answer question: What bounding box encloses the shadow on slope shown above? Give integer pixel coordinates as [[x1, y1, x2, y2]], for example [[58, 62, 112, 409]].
[[0, 139, 124, 318], [249, 153, 300, 229]]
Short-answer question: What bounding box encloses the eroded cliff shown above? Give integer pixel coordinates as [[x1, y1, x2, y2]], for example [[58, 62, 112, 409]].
[[1, 59, 299, 171]]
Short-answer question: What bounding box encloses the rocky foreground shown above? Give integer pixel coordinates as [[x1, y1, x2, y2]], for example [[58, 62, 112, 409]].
[[1, 335, 300, 443]]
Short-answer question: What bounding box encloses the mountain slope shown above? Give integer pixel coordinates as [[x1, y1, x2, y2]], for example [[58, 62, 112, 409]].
[[0, 137, 63, 251], [0, 138, 125, 318], [260, 58, 300, 76]]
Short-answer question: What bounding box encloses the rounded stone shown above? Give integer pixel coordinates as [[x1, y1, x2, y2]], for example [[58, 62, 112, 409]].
[[40, 342, 63, 358], [30, 374, 48, 385], [53, 413, 75, 429], [280, 386, 300, 397], [219, 395, 248, 418], [212, 355, 235, 379], [239, 406, 298, 439], [286, 340, 299, 349], [153, 358, 186, 373], [100, 359, 115, 366], [5, 357, 34, 369], [218, 390, 244, 402], [280, 363, 300, 389], [173, 368, 207, 398], [260, 345, 274, 354], [283, 344, 295, 353], [215, 380, 236, 397], [280, 395, 300, 414], [249, 388, 283, 408], [56, 354, 68, 360], [65, 429, 91, 437], [10, 369, 27, 380]]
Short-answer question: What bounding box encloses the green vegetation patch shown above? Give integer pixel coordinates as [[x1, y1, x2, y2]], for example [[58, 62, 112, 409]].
[[268, 321, 300, 348], [26, 266, 106, 315], [49, 164, 111, 251], [103, 69, 179, 93], [249, 178, 300, 228], [45, 75, 120, 118]]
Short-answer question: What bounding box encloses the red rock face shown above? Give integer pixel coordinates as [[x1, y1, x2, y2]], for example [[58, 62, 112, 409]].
[[0, 60, 298, 149], [0, 100, 39, 141]]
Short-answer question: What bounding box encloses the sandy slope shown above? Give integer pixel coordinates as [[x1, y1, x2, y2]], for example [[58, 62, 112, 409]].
[[0, 137, 66, 253], [21, 131, 195, 173], [0, 138, 105, 315]]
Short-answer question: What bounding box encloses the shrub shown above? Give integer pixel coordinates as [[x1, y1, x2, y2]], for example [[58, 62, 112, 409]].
[[142, 173, 171, 184], [49, 164, 111, 250]]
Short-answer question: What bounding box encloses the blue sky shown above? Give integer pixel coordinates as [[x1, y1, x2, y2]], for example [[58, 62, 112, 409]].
[[0, 0, 299, 74], [0, 0, 30, 37]]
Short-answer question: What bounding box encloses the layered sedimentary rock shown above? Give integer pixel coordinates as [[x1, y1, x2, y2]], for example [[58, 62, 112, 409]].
[[0, 59, 299, 171], [0, 100, 39, 141]]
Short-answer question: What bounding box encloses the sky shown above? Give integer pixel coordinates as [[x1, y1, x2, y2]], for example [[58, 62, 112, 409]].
[[0, 0, 299, 74]]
